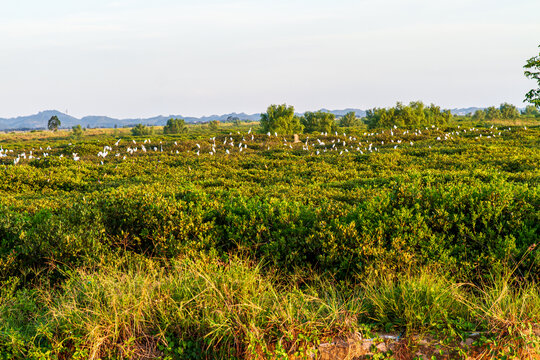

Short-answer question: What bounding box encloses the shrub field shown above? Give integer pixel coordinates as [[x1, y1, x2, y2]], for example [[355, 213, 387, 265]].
[[0, 121, 538, 359]]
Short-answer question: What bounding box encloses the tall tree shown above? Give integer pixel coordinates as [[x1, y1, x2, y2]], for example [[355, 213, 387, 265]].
[[163, 118, 187, 134], [260, 104, 303, 134], [472, 109, 486, 121], [522, 105, 539, 117], [302, 111, 336, 133], [524, 44, 540, 108], [48, 115, 61, 131], [366, 101, 450, 128], [499, 103, 520, 119], [339, 111, 358, 127], [485, 106, 502, 120]]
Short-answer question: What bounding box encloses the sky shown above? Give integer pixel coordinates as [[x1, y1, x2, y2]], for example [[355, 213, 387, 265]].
[[1, 0, 539, 119]]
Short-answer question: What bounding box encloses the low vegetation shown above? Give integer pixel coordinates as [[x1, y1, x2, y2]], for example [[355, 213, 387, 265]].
[[0, 111, 538, 359]]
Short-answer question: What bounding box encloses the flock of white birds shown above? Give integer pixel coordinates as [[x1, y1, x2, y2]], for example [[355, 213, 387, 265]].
[[0, 125, 526, 166]]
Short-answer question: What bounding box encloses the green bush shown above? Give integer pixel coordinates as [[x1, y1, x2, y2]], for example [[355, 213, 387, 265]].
[[131, 123, 154, 136]]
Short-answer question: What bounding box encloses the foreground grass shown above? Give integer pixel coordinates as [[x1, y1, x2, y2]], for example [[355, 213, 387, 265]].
[[1, 254, 538, 359]]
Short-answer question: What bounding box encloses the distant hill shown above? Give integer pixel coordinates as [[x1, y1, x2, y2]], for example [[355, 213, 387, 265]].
[[0, 107, 497, 131], [317, 108, 367, 117], [448, 107, 483, 116], [0, 111, 261, 131], [0, 110, 80, 131]]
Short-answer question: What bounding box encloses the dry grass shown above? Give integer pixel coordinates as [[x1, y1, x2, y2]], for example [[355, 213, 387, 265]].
[[1, 255, 538, 359], [39, 255, 364, 359]]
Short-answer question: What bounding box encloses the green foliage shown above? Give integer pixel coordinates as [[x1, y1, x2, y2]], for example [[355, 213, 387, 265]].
[[71, 124, 83, 138], [522, 105, 540, 117], [362, 271, 471, 333], [366, 101, 451, 128], [260, 104, 304, 134], [339, 111, 360, 127], [499, 103, 520, 119], [301, 111, 336, 133], [131, 123, 154, 136], [163, 118, 187, 134], [208, 120, 219, 130], [0, 126, 538, 284], [47, 116, 61, 132], [485, 106, 502, 120], [472, 109, 486, 121], [478, 104, 523, 121], [0, 122, 539, 358], [524, 44, 540, 108]]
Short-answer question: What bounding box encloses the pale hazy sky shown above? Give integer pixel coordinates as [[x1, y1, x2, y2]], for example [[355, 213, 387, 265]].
[[1, 0, 539, 118]]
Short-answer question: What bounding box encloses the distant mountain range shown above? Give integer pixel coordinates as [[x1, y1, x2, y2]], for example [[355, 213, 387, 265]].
[[0, 110, 260, 131], [0, 108, 485, 131]]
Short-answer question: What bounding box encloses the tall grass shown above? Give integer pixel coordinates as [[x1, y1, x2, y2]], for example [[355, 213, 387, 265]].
[[456, 258, 540, 359], [1, 254, 538, 359], [361, 270, 471, 334], [38, 255, 364, 359]]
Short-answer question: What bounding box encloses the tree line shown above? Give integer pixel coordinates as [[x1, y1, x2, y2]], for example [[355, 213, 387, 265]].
[[46, 100, 538, 138], [471, 103, 539, 121], [260, 101, 452, 134]]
